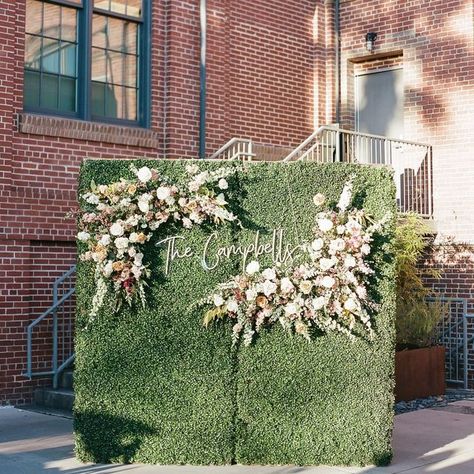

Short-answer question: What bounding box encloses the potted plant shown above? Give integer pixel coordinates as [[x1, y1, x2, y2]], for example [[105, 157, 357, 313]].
[[394, 213, 447, 402]]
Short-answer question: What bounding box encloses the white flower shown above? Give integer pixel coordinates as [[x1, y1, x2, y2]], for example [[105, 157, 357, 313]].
[[262, 268, 276, 281], [320, 257, 336, 271], [313, 193, 326, 206], [344, 298, 358, 312], [311, 238, 324, 251], [182, 217, 193, 229], [281, 277, 295, 294], [361, 243, 371, 255], [317, 217, 334, 232], [213, 294, 224, 307], [321, 276, 336, 289], [312, 296, 326, 310], [347, 219, 362, 235], [262, 280, 277, 297], [329, 238, 345, 253], [337, 225, 346, 235], [218, 178, 229, 190], [138, 200, 149, 213], [114, 237, 129, 250], [356, 286, 367, 299], [188, 181, 200, 192], [337, 180, 353, 212], [227, 299, 239, 313], [186, 163, 199, 174], [178, 197, 187, 207], [137, 166, 152, 183], [129, 232, 138, 243], [245, 288, 257, 300], [110, 222, 124, 236], [77, 231, 90, 242], [128, 247, 137, 257], [132, 265, 142, 279], [86, 194, 99, 205], [156, 186, 171, 200], [216, 193, 227, 206], [344, 255, 357, 268], [99, 234, 111, 246], [134, 253, 144, 266], [103, 261, 114, 277], [300, 280, 313, 295], [246, 260, 260, 275], [284, 302, 300, 316]]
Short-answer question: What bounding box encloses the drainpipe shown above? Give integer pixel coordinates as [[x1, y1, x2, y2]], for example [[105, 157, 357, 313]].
[[335, 0, 341, 124], [199, 0, 207, 159]]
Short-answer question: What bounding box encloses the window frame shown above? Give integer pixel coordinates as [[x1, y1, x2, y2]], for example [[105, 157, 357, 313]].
[[23, 0, 151, 128]]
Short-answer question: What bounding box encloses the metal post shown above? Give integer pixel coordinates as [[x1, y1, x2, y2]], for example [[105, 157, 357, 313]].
[[52, 280, 58, 388], [463, 313, 468, 389], [199, 0, 207, 159]]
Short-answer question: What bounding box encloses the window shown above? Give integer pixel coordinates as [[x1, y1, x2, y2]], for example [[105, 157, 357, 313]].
[[24, 0, 150, 126]]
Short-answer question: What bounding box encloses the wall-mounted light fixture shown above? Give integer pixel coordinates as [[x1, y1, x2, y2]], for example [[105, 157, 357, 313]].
[[365, 32, 377, 52]]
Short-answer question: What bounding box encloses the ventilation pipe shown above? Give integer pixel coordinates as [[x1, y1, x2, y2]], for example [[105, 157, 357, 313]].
[[199, 0, 207, 159], [335, 0, 341, 124]]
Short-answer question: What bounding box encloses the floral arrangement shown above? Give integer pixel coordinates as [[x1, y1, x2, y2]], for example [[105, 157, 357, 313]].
[[77, 163, 239, 321], [200, 179, 389, 345]]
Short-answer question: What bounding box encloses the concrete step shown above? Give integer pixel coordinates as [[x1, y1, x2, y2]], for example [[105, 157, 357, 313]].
[[59, 369, 74, 390], [34, 388, 74, 413]]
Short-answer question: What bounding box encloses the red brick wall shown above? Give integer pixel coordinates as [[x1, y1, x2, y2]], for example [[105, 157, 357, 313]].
[[0, 0, 327, 405]]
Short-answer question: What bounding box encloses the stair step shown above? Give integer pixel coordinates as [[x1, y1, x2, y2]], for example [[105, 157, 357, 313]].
[[34, 388, 74, 413], [59, 369, 74, 390]]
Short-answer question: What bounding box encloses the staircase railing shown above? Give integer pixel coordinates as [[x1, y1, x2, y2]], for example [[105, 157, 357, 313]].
[[208, 138, 255, 161], [283, 126, 433, 217], [24, 265, 76, 389]]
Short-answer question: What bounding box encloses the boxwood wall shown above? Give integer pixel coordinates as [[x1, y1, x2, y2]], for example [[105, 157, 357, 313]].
[[75, 160, 396, 466]]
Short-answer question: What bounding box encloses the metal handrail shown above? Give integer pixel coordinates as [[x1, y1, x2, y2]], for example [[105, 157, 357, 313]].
[[24, 265, 76, 388], [208, 138, 254, 161]]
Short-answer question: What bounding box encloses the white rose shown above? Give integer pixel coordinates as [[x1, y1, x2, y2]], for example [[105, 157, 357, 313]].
[[186, 163, 199, 174], [262, 280, 277, 297], [311, 238, 324, 251], [320, 257, 336, 271], [337, 180, 353, 212], [213, 294, 224, 307], [218, 178, 229, 190], [321, 276, 336, 289], [313, 193, 326, 206], [110, 222, 124, 236], [188, 181, 200, 192], [129, 232, 138, 243], [227, 299, 239, 313], [245, 288, 257, 301], [262, 268, 276, 281], [280, 277, 295, 294], [182, 217, 193, 229], [103, 261, 114, 277], [329, 238, 345, 253], [138, 200, 149, 213], [344, 298, 358, 312], [356, 286, 367, 299], [77, 231, 90, 242], [284, 303, 300, 316], [99, 234, 111, 246], [216, 193, 227, 205], [300, 280, 313, 295], [344, 255, 356, 268], [317, 218, 334, 232], [361, 244, 371, 255], [312, 296, 326, 310], [132, 265, 142, 279], [178, 197, 187, 207], [137, 166, 152, 183], [86, 194, 99, 205], [246, 260, 260, 275], [134, 253, 144, 266], [337, 225, 346, 235], [156, 186, 171, 200], [114, 237, 129, 250], [128, 247, 137, 257]]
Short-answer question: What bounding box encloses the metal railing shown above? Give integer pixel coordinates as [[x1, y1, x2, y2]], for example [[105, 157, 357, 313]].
[[24, 265, 76, 389], [430, 297, 474, 389], [208, 138, 255, 161], [283, 126, 433, 217]]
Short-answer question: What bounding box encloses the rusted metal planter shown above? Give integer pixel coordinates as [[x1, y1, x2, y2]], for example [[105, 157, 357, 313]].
[[395, 346, 446, 402]]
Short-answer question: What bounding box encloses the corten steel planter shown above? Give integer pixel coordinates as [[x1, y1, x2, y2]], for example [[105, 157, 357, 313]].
[[395, 346, 446, 402]]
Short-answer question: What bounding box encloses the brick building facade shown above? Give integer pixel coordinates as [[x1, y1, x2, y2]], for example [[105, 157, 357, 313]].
[[0, 0, 473, 404]]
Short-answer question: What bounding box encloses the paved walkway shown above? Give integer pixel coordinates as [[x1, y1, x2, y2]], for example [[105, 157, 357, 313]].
[[1, 402, 474, 474]]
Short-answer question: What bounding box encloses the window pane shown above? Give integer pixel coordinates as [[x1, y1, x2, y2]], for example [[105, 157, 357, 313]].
[[59, 77, 76, 112], [92, 81, 106, 116], [60, 43, 76, 76], [42, 38, 60, 74], [127, 0, 142, 18], [107, 51, 123, 84], [25, 35, 42, 70], [24, 71, 40, 108], [61, 7, 77, 42], [41, 74, 59, 109], [92, 14, 107, 49], [123, 54, 137, 87], [108, 17, 137, 53], [124, 87, 137, 120], [91, 47, 107, 82], [105, 84, 121, 118], [94, 0, 110, 10], [25, 0, 42, 35], [43, 2, 60, 39]]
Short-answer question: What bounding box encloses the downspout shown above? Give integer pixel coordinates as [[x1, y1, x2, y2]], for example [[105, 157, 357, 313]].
[[199, 0, 207, 159], [335, 0, 341, 124]]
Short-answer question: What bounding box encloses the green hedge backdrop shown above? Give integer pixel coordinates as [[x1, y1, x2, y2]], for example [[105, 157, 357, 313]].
[[75, 160, 396, 466]]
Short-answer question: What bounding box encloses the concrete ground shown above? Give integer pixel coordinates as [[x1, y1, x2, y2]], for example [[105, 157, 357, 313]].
[[1, 402, 474, 474]]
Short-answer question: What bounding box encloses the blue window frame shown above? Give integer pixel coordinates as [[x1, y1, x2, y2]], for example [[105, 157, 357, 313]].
[[24, 0, 151, 127]]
